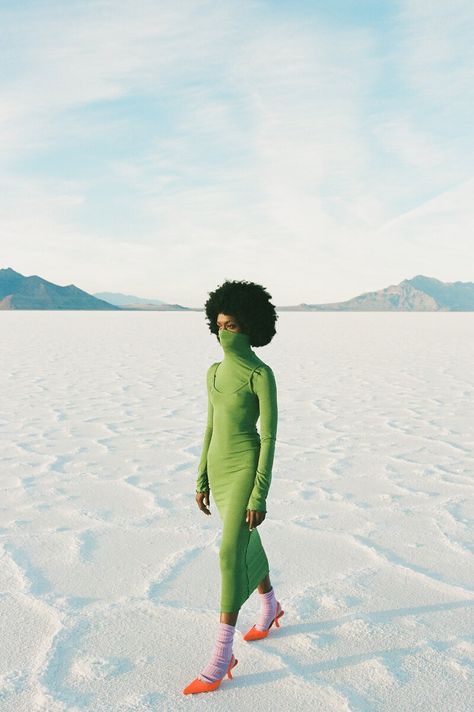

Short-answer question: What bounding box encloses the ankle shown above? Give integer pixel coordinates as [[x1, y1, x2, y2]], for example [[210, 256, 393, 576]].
[[199, 622, 236, 683]]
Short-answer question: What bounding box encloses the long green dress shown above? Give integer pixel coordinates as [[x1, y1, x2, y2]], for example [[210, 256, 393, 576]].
[[196, 329, 278, 613]]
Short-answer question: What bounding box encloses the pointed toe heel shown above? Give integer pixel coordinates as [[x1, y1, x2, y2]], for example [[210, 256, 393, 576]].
[[243, 602, 285, 641], [182, 654, 238, 694]]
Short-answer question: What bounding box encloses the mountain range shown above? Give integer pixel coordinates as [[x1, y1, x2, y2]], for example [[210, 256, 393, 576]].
[[1, 268, 473, 311], [92, 291, 188, 311], [280, 275, 474, 311], [0, 268, 119, 310]]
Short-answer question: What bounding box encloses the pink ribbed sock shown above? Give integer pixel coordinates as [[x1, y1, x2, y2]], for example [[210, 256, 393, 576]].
[[255, 587, 278, 631], [198, 622, 235, 683]]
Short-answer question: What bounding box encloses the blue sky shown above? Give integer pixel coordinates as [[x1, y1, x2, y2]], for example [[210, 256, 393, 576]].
[[1, 0, 473, 306]]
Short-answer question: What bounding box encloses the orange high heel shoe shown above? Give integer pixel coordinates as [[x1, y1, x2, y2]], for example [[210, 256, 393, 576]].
[[182, 654, 238, 694], [243, 601, 284, 641]]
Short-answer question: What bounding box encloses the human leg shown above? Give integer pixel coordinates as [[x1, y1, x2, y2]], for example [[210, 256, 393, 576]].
[[220, 609, 239, 625], [198, 621, 237, 683], [198, 533, 241, 681], [255, 586, 278, 630], [258, 572, 272, 593]]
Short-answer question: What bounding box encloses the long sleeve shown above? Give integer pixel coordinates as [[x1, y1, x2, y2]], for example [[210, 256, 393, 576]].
[[247, 365, 278, 512], [196, 365, 214, 492]]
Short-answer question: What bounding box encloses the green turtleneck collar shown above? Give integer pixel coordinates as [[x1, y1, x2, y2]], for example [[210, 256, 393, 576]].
[[218, 329, 252, 356]]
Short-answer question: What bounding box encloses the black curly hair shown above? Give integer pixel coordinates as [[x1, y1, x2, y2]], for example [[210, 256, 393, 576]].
[[204, 279, 278, 347]]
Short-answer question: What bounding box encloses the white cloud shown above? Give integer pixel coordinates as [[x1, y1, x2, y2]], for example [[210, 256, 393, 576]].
[[372, 117, 449, 170], [380, 177, 474, 233], [398, 0, 474, 105], [373, 178, 474, 284], [0, 0, 473, 304]]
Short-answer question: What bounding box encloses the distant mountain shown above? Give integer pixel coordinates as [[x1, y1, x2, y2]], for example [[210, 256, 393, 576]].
[[2, 269, 472, 312], [278, 275, 474, 311], [0, 268, 119, 310], [93, 292, 165, 306], [93, 291, 190, 311], [0, 268, 191, 310]]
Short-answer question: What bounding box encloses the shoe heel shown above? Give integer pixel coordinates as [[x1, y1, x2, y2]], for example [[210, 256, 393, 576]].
[[227, 655, 238, 679], [275, 609, 284, 628]]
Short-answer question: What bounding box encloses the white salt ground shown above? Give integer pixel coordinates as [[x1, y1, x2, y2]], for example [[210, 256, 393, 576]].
[[0, 310, 473, 712]]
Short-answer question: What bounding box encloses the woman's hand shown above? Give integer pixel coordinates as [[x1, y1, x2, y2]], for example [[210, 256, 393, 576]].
[[196, 489, 211, 516], [246, 509, 266, 530]]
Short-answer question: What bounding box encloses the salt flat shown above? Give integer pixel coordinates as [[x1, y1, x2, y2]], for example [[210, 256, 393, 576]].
[[0, 310, 473, 712]]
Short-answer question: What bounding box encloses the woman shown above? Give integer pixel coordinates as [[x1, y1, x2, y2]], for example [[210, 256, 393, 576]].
[[183, 279, 284, 695]]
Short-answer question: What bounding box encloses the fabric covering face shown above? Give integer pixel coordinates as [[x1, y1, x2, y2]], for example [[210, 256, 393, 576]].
[[195, 328, 278, 612]]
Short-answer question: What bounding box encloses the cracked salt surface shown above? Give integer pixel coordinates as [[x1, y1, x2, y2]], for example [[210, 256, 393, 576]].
[[0, 311, 473, 711]]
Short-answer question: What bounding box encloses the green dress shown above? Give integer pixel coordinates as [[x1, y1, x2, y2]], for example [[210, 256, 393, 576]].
[[196, 329, 278, 613]]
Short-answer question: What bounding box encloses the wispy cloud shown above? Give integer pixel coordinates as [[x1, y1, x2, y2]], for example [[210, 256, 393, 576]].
[[1, 0, 473, 304]]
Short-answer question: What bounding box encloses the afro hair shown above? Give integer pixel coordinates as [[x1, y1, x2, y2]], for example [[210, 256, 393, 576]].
[[204, 279, 278, 347]]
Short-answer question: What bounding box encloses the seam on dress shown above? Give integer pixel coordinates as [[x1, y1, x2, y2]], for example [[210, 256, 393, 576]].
[[249, 366, 261, 394], [244, 527, 252, 601], [213, 363, 261, 394]]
